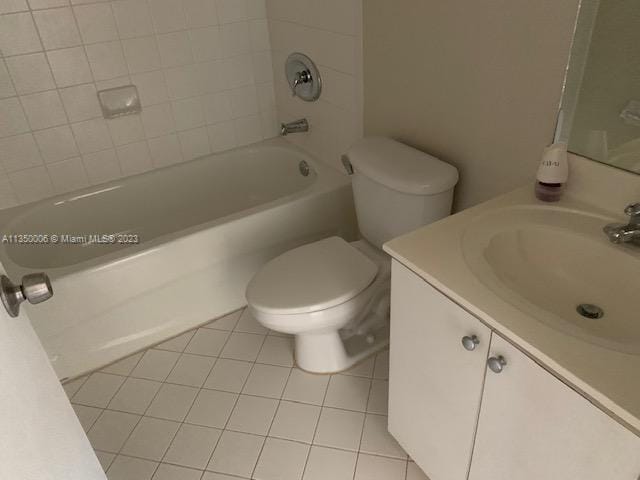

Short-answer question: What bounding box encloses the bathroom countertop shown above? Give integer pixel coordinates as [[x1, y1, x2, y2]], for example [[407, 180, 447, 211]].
[[384, 184, 640, 436]]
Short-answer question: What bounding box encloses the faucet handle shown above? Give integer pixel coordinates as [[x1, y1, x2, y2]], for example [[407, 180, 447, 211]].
[[624, 203, 640, 222]]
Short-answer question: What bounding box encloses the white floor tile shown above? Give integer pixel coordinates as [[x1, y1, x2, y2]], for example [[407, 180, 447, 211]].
[[163, 423, 222, 470], [343, 356, 375, 378], [234, 308, 269, 334], [202, 472, 247, 480], [166, 353, 216, 387], [207, 430, 264, 478], [354, 453, 406, 480], [108, 377, 162, 414], [204, 309, 243, 331], [94, 450, 116, 471], [152, 463, 202, 480], [313, 407, 365, 451], [131, 350, 180, 382], [146, 383, 199, 421], [283, 369, 329, 406], [220, 332, 265, 361], [186, 389, 238, 428], [406, 461, 431, 480], [155, 331, 196, 352], [254, 437, 309, 480], [242, 363, 290, 398], [87, 410, 140, 453], [107, 455, 158, 480], [62, 376, 88, 398], [227, 394, 278, 435], [256, 336, 294, 367], [373, 350, 389, 379], [72, 404, 102, 432], [269, 401, 320, 444], [324, 374, 371, 412], [204, 358, 252, 393], [121, 417, 180, 461], [101, 352, 143, 376], [367, 379, 389, 415], [73, 372, 126, 408], [360, 414, 406, 459], [303, 446, 357, 480], [185, 328, 230, 356]]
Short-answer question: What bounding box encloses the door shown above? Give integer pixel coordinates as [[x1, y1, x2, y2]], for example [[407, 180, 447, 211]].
[[389, 261, 491, 480], [469, 334, 640, 480], [0, 269, 106, 480]]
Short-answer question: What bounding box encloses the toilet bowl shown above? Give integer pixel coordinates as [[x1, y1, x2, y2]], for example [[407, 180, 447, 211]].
[[246, 137, 459, 373], [247, 237, 390, 373]]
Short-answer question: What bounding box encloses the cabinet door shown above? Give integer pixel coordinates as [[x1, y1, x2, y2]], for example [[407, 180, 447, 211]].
[[469, 334, 640, 480], [389, 261, 491, 480]]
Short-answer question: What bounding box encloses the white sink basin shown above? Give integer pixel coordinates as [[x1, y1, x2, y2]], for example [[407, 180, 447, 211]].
[[462, 205, 640, 354]]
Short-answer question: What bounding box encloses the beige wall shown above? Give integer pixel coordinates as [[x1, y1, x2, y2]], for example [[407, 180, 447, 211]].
[[364, 0, 580, 210]]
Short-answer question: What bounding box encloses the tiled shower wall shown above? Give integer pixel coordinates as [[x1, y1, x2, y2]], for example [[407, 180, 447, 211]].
[[266, 0, 363, 173], [0, 0, 277, 208]]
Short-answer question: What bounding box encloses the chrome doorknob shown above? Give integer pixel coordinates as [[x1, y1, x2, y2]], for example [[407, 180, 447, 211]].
[[487, 355, 507, 373], [1, 273, 53, 317], [461, 335, 480, 351]]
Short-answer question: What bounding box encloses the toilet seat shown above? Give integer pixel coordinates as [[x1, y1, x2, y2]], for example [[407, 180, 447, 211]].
[[246, 236, 378, 315]]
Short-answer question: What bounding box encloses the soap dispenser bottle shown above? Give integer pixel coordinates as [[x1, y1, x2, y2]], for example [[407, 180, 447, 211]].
[[535, 143, 568, 202]]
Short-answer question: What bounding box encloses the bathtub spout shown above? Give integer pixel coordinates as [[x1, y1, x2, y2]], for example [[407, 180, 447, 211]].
[[281, 118, 309, 136]]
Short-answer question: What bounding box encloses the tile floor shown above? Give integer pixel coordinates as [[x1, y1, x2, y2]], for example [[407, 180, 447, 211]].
[[62, 308, 429, 480]]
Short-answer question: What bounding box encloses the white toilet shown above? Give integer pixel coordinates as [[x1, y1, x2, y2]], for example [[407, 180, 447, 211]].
[[246, 137, 459, 373]]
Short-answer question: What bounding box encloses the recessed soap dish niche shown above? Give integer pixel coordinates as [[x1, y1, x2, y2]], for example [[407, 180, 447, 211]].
[[97, 85, 141, 119]]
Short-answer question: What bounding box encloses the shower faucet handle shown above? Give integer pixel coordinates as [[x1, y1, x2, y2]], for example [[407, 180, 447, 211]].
[[1, 272, 53, 318], [291, 70, 311, 97]]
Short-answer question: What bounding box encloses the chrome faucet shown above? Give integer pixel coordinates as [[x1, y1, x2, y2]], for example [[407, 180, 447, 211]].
[[603, 203, 640, 245], [281, 118, 309, 136]]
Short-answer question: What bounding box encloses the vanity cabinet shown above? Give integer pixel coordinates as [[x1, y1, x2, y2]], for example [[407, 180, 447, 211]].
[[389, 261, 491, 480], [389, 260, 640, 480]]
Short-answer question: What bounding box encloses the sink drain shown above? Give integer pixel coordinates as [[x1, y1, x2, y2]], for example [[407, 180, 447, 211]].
[[576, 304, 604, 319]]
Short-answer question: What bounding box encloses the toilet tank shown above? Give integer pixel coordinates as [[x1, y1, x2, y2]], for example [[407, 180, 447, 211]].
[[347, 138, 459, 248]]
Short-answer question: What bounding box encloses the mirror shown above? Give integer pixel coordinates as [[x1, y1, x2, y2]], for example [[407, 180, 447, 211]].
[[559, 0, 640, 173]]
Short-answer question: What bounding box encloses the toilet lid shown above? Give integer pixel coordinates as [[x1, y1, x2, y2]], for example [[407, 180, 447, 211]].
[[246, 236, 378, 315]]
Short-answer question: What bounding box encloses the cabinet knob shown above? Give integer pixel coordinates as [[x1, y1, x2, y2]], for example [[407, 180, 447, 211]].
[[487, 355, 507, 373], [461, 335, 480, 351]]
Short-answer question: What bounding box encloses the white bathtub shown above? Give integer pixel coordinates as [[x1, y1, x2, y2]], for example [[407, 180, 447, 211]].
[[0, 138, 357, 380]]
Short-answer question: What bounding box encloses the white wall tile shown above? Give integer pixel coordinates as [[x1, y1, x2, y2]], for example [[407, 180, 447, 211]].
[[132, 70, 168, 106], [0, 61, 16, 98], [82, 148, 121, 184], [73, 3, 118, 44], [0, 0, 29, 14], [47, 156, 89, 193], [221, 22, 251, 57], [246, 0, 266, 20], [106, 114, 145, 146], [122, 36, 161, 74], [20, 89, 68, 129], [0, 174, 18, 208], [249, 19, 270, 52], [141, 102, 175, 137], [234, 114, 262, 145], [34, 125, 78, 162], [178, 126, 210, 160], [28, 0, 69, 9], [223, 54, 254, 87], [149, 0, 186, 33], [33, 7, 81, 50], [6, 53, 55, 94], [112, 0, 153, 38], [71, 117, 113, 153], [8, 165, 54, 203], [59, 83, 101, 122], [189, 26, 222, 62], [207, 120, 236, 152], [216, 0, 247, 24], [182, 0, 218, 29], [157, 31, 194, 68], [85, 41, 128, 81], [0, 97, 31, 137], [147, 133, 182, 167], [0, 12, 42, 56], [47, 46, 93, 87], [203, 91, 232, 125], [117, 140, 152, 175], [171, 96, 205, 131], [230, 85, 259, 118], [0, 133, 42, 172]]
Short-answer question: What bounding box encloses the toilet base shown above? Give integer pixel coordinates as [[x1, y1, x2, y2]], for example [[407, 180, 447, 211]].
[[294, 324, 389, 374]]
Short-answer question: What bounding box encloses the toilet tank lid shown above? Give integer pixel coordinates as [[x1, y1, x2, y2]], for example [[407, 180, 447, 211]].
[[347, 137, 459, 195]]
